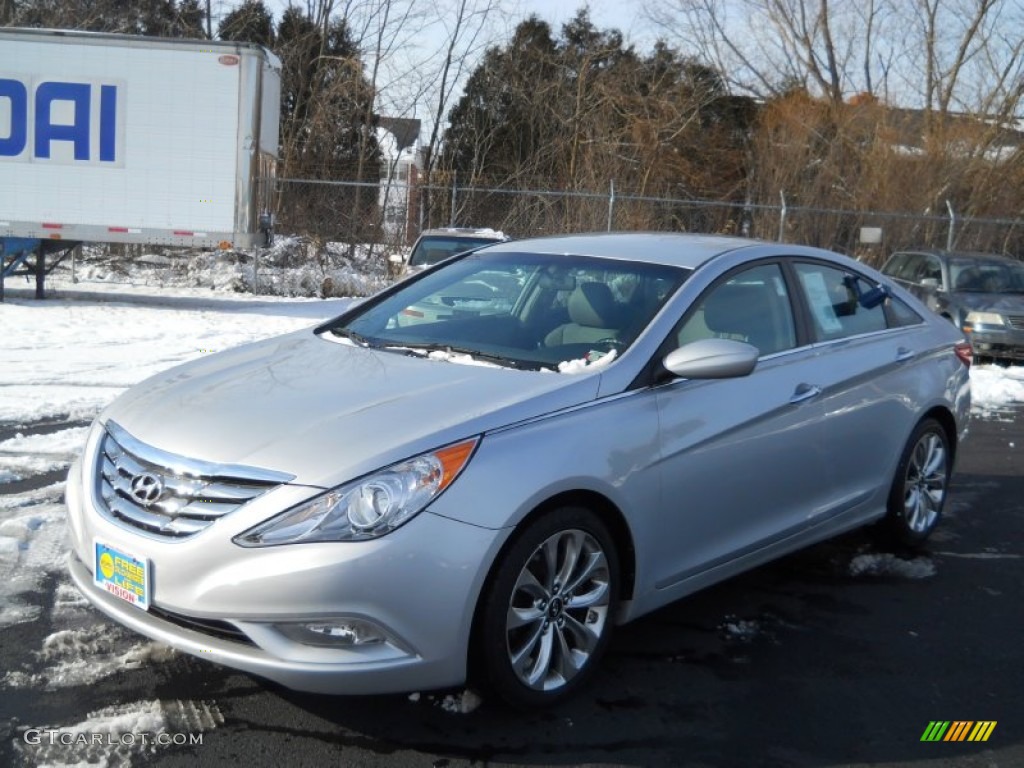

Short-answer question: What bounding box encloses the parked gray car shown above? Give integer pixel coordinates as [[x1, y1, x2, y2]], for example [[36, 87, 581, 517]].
[[881, 248, 1024, 362], [390, 227, 508, 277], [66, 233, 971, 708]]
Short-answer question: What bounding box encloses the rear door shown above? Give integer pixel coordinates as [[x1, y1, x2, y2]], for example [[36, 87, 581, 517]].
[[786, 260, 930, 522]]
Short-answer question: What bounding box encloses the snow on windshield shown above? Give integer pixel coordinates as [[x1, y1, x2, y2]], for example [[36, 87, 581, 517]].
[[424, 349, 504, 368], [557, 349, 618, 374]]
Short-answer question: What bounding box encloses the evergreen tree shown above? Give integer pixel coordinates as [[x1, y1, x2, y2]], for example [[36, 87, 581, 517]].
[[6, 0, 206, 35], [441, 10, 754, 231], [217, 0, 274, 46]]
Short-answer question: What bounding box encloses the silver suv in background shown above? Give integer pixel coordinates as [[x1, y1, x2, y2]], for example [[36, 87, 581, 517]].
[[881, 248, 1024, 363], [390, 227, 508, 277]]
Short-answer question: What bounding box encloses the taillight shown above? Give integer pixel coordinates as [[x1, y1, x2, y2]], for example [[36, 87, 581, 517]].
[[954, 341, 972, 368]]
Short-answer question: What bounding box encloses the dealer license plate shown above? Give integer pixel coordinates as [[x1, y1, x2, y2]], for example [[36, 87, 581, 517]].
[[94, 540, 150, 610]]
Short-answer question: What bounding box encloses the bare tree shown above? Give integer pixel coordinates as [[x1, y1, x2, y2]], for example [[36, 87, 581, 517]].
[[644, 0, 1023, 116], [898, 0, 1024, 118], [416, 0, 503, 223], [643, 0, 899, 103]]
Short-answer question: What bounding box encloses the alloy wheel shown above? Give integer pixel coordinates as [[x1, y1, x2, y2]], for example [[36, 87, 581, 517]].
[[505, 528, 611, 691], [902, 431, 948, 534]]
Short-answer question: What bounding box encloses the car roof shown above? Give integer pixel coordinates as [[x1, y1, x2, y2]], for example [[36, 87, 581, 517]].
[[417, 227, 506, 240], [479, 231, 764, 270]]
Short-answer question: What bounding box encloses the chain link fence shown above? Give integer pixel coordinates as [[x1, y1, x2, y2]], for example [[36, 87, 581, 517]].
[[16, 177, 1021, 301], [275, 177, 1024, 271]]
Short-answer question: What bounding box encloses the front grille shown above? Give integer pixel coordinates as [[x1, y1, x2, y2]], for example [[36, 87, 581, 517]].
[[96, 421, 291, 539], [1006, 314, 1024, 330], [148, 605, 256, 646]]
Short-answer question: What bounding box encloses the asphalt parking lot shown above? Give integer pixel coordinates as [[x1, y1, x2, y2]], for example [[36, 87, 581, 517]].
[[1, 407, 1021, 768]]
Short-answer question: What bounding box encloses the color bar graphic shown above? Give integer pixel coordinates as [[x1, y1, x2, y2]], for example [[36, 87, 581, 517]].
[[921, 721, 996, 742]]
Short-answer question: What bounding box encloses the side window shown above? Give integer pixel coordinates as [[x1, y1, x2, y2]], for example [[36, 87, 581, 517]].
[[674, 264, 797, 357], [883, 253, 911, 279], [794, 263, 887, 341], [891, 253, 921, 281], [885, 295, 924, 327]]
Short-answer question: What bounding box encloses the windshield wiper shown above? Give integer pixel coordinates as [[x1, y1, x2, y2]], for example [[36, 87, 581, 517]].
[[382, 342, 534, 370], [326, 327, 378, 347]]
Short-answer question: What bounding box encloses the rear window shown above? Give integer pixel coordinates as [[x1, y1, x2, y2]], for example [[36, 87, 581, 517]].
[[408, 237, 501, 267]]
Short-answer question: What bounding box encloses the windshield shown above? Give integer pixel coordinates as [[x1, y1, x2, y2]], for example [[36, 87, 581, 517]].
[[950, 258, 1024, 294], [407, 236, 502, 267], [322, 251, 687, 371]]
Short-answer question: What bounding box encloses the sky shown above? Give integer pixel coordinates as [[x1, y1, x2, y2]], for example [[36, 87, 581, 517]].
[[517, 0, 651, 41]]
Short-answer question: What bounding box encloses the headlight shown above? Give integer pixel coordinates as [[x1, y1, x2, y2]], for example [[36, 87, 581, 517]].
[[233, 438, 478, 546], [964, 311, 1005, 327]]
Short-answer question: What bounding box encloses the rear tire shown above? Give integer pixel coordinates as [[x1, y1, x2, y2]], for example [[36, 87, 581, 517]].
[[474, 506, 619, 709], [883, 418, 951, 547]]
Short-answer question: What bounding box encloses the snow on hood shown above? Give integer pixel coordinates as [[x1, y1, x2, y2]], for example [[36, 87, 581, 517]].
[[100, 329, 600, 487]]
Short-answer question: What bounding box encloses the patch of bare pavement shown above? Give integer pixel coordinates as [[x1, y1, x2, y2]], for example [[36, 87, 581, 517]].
[[1, 410, 1021, 767]]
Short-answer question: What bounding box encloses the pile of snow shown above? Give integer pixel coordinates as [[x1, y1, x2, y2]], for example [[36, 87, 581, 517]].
[[0, 482, 69, 627], [719, 616, 763, 643], [4, 626, 177, 690], [39, 236, 396, 299], [407, 688, 483, 714], [970, 364, 1024, 416], [0, 426, 89, 482], [848, 553, 936, 579]]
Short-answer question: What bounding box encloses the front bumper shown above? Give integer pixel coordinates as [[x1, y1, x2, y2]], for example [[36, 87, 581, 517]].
[[65, 452, 508, 695], [965, 325, 1024, 362]]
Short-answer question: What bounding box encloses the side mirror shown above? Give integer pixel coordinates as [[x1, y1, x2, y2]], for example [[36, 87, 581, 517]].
[[387, 253, 405, 265], [843, 274, 891, 308], [919, 277, 940, 290], [662, 338, 759, 380]]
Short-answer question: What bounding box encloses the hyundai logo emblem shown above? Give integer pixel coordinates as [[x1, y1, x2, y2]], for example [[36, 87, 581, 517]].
[[129, 473, 164, 505]]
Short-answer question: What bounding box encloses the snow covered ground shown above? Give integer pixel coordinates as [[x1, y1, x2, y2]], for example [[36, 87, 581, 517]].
[[12, 235, 397, 299], [0, 282, 356, 765], [1, 262, 1022, 759]]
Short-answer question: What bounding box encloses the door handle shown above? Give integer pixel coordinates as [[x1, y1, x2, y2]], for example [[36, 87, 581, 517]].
[[896, 347, 915, 362], [789, 383, 821, 404]]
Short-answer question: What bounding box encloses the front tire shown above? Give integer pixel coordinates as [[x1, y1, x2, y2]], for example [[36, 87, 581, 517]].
[[475, 506, 619, 709], [884, 418, 951, 547]]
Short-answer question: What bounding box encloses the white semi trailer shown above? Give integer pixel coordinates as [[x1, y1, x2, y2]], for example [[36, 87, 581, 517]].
[[0, 27, 281, 297]]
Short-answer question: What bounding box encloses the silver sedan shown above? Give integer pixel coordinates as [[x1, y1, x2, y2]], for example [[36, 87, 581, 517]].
[[66, 233, 971, 708]]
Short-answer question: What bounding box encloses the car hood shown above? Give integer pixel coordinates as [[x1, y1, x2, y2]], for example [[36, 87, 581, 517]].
[[100, 329, 600, 488], [953, 291, 1024, 312]]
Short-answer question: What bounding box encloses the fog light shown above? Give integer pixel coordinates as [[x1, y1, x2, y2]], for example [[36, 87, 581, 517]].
[[276, 619, 386, 647]]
